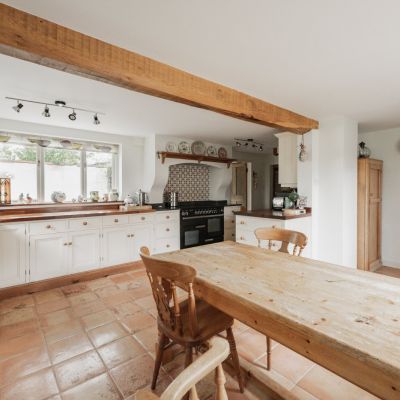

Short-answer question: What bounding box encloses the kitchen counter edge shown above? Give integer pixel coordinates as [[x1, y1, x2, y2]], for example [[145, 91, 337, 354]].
[[233, 209, 312, 220]]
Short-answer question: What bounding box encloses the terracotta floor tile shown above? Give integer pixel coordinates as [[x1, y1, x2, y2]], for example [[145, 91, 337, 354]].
[[88, 321, 128, 347], [86, 277, 113, 290], [61, 283, 90, 296], [250, 363, 296, 391], [120, 310, 155, 334], [110, 353, 157, 397], [95, 285, 121, 298], [111, 301, 141, 319], [0, 367, 58, 400], [0, 307, 36, 327], [71, 299, 106, 318], [298, 365, 380, 400], [135, 295, 154, 310], [128, 285, 152, 300], [0, 330, 44, 361], [133, 325, 158, 352], [81, 309, 116, 330], [233, 320, 250, 335], [36, 298, 70, 315], [290, 385, 319, 400], [236, 329, 268, 362], [259, 345, 314, 383], [39, 308, 74, 329], [102, 291, 135, 307], [47, 332, 93, 364], [109, 272, 136, 284], [43, 320, 83, 344], [0, 346, 50, 388], [53, 350, 105, 392], [0, 318, 40, 341], [98, 335, 146, 369], [68, 292, 98, 307], [34, 288, 65, 305], [0, 295, 34, 314], [60, 372, 121, 400]]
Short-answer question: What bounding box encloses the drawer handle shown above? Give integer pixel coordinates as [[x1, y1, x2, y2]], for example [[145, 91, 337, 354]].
[[127, 234, 130, 238], [231, 220, 234, 223], [46, 224, 52, 229], [69, 242, 73, 246], [166, 244, 170, 248], [63, 242, 68, 246], [240, 221, 245, 225], [166, 228, 170, 232], [114, 218, 119, 223], [166, 215, 170, 219], [83, 221, 88, 226], [240, 236, 245, 240], [231, 233, 235, 237], [141, 216, 145, 221]]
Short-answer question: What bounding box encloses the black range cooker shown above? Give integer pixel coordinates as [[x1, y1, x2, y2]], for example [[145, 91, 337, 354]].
[[179, 200, 227, 249]]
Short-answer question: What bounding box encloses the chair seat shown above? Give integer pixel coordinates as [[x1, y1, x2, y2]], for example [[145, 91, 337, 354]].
[[158, 299, 233, 345]]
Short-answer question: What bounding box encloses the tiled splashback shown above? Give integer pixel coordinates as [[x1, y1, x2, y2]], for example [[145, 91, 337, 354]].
[[164, 164, 210, 201]]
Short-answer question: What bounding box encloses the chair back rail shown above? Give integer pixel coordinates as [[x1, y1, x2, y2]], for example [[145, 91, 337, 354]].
[[254, 227, 307, 256]]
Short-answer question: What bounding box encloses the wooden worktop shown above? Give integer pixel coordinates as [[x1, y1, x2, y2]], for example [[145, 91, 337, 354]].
[[234, 208, 311, 219], [158, 242, 400, 400]]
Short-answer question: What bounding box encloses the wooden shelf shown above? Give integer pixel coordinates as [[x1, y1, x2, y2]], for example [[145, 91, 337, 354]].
[[157, 151, 236, 168]]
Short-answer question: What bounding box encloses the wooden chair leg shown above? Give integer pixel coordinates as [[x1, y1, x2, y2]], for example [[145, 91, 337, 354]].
[[184, 346, 199, 400], [151, 332, 167, 390], [226, 327, 244, 393], [266, 336, 271, 371], [215, 364, 228, 400]]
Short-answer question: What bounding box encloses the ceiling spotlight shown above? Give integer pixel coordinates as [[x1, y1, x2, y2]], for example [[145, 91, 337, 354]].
[[42, 105, 51, 118], [68, 110, 77, 121], [55, 100, 66, 107], [12, 101, 23, 113], [259, 145, 263, 151], [93, 113, 100, 125]]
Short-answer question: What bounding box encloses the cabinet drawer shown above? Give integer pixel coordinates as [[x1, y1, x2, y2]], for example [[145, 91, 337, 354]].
[[236, 216, 282, 231], [129, 213, 155, 224], [155, 211, 179, 223], [153, 237, 180, 254], [155, 222, 179, 239], [29, 220, 67, 235], [235, 229, 258, 246], [69, 217, 101, 231], [224, 217, 236, 230], [224, 229, 236, 241], [102, 214, 129, 227]]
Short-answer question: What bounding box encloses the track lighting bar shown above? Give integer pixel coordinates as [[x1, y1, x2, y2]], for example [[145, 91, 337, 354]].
[[234, 138, 264, 152], [5, 97, 104, 125]]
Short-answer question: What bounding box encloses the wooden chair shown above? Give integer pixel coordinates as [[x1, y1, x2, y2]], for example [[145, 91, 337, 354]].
[[139, 247, 244, 396], [254, 226, 308, 370], [135, 337, 230, 400]]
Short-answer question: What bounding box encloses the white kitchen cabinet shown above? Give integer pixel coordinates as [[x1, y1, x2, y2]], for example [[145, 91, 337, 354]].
[[0, 224, 26, 288], [101, 226, 131, 267], [70, 230, 100, 273], [153, 211, 180, 254], [224, 206, 241, 241], [275, 132, 298, 188], [130, 224, 153, 261], [29, 233, 69, 281]]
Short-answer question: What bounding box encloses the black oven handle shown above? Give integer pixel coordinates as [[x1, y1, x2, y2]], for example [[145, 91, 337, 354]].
[[181, 214, 224, 220], [195, 225, 206, 229]]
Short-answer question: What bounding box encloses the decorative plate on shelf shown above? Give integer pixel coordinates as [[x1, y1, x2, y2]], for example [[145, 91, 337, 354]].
[[218, 147, 228, 159], [165, 141, 177, 152], [206, 145, 218, 157], [191, 140, 206, 155], [178, 141, 191, 154]]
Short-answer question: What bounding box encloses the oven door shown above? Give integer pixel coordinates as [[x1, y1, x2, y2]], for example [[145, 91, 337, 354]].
[[206, 215, 224, 239], [181, 218, 207, 249]]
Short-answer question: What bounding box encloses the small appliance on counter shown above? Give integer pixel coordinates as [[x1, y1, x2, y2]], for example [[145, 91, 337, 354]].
[[272, 196, 285, 210]]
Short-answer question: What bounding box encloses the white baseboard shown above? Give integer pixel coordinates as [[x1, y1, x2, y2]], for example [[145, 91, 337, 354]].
[[381, 260, 400, 269]]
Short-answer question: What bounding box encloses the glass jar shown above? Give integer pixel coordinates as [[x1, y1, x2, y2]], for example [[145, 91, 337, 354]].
[[358, 142, 371, 158]]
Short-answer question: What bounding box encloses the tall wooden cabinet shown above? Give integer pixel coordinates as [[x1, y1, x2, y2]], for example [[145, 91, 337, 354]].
[[357, 158, 383, 271]]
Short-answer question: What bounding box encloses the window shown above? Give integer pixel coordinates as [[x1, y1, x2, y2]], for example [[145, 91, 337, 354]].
[[0, 134, 118, 202], [0, 142, 37, 201]]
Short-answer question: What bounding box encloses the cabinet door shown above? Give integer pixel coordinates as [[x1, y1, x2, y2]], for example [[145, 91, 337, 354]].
[[70, 230, 100, 273], [101, 227, 131, 266], [0, 224, 26, 288], [29, 233, 69, 281], [130, 224, 153, 261]]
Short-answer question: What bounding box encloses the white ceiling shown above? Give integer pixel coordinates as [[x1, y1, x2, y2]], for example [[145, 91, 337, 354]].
[[3, 0, 400, 140]]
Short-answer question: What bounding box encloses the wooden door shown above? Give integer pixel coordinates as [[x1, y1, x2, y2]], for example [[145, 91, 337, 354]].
[[0, 224, 26, 287], [70, 230, 100, 273], [29, 233, 69, 281], [367, 160, 382, 270]]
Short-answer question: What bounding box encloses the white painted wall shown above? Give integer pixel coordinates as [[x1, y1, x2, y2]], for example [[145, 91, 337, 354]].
[[0, 118, 144, 198], [298, 117, 358, 267], [359, 128, 400, 268]]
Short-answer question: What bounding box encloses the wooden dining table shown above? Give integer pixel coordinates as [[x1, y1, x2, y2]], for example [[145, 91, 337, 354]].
[[157, 241, 400, 400]]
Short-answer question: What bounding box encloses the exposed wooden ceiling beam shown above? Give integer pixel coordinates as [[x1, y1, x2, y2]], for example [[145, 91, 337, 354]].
[[0, 4, 318, 134]]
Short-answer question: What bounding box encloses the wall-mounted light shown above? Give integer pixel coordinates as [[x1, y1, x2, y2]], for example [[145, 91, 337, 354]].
[[42, 105, 51, 118], [12, 100, 23, 113]]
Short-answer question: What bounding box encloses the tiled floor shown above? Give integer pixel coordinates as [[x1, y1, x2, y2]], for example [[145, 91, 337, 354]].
[[0, 265, 389, 400]]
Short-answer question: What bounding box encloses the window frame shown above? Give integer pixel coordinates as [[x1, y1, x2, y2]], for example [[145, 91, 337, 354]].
[[1, 140, 119, 203]]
